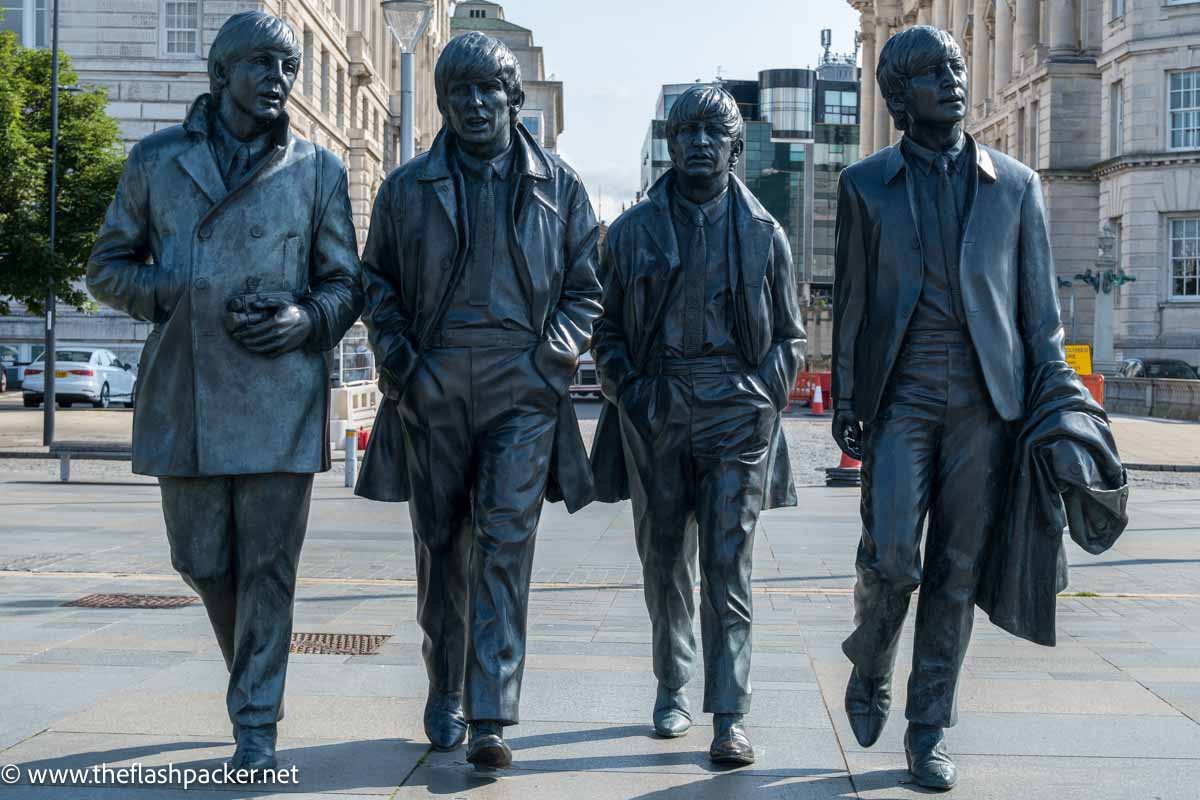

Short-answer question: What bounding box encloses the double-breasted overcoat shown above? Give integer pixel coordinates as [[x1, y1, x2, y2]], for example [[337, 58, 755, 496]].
[[87, 95, 363, 477]]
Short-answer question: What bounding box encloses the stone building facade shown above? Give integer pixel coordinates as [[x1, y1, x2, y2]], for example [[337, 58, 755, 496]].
[[850, 0, 1200, 367], [0, 0, 451, 376]]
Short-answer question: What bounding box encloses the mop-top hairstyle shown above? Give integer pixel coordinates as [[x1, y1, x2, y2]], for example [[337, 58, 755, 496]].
[[665, 84, 745, 142], [876, 25, 964, 131], [435, 32, 524, 124], [207, 12, 301, 95]]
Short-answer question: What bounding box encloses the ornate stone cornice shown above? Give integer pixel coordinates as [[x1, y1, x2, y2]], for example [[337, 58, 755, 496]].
[[1093, 151, 1200, 179]]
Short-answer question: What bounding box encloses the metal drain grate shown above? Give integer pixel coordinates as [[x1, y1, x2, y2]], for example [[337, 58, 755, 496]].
[[63, 593, 199, 609], [289, 633, 391, 655]]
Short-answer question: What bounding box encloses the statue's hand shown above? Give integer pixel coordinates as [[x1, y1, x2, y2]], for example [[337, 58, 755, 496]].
[[230, 303, 313, 358], [832, 405, 863, 461]]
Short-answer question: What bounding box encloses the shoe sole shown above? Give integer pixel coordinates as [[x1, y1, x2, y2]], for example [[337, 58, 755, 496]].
[[653, 725, 691, 739], [709, 752, 756, 766], [467, 742, 512, 770]]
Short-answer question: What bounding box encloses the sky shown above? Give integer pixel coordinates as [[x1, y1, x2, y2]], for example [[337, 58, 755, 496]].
[[498, 0, 861, 221]]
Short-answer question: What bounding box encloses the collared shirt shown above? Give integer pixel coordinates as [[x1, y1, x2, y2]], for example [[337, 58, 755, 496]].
[[442, 140, 534, 333], [660, 184, 738, 359], [209, 111, 276, 189], [901, 132, 972, 332]]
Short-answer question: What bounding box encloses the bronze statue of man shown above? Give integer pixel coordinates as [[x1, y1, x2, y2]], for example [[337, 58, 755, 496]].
[[832, 26, 1076, 789], [87, 11, 363, 771], [354, 32, 601, 769], [591, 85, 805, 766]]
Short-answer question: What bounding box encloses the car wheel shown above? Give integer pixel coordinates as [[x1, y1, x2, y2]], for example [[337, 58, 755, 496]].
[[93, 383, 111, 409], [23, 394, 38, 408], [0, 370, 7, 393]]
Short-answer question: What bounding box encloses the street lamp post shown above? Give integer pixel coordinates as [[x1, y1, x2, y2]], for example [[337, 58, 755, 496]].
[[43, 0, 62, 446], [381, 0, 434, 165]]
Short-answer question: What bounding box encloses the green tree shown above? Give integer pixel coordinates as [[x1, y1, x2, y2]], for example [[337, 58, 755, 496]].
[[0, 30, 125, 316]]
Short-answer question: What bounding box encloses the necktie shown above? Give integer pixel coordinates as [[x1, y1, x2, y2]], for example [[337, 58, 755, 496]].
[[934, 155, 965, 321], [225, 144, 250, 188], [469, 167, 495, 306], [684, 208, 706, 357]]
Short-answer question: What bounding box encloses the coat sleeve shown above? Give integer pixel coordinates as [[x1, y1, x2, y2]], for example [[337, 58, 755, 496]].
[[360, 177, 419, 399], [832, 170, 867, 410], [533, 174, 604, 397], [757, 223, 807, 410], [299, 153, 364, 352], [86, 143, 170, 322], [591, 220, 635, 405], [1018, 171, 1067, 368]]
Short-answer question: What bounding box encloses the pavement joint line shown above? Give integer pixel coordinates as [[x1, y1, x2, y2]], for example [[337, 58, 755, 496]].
[[3, 570, 1200, 600]]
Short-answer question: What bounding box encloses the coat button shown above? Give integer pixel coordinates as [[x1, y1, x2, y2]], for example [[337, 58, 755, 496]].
[[194, 278, 210, 290], [250, 226, 264, 238], [198, 226, 212, 240]]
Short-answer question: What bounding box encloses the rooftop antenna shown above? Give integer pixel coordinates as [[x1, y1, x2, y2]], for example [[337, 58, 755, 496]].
[[821, 29, 832, 64]]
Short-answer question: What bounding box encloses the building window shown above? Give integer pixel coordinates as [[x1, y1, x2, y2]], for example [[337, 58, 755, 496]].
[[162, 0, 199, 56], [303, 29, 314, 97], [321, 49, 331, 115], [1171, 218, 1200, 298], [1109, 81, 1123, 158], [469, 8, 486, 17], [1028, 100, 1040, 167], [1110, 0, 1124, 19], [1016, 106, 1026, 164], [1170, 71, 1200, 150], [520, 112, 543, 143], [336, 66, 345, 128]]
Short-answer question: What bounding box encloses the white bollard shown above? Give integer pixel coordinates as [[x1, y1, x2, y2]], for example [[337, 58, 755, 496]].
[[344, 429, 357, 488]]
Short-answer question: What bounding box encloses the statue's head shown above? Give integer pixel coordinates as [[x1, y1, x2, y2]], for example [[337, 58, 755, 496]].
[[207, 12, 301, 125], [435, 32, 525, 149], [666, 85, 745, 181], [877, 25, 967, 132]]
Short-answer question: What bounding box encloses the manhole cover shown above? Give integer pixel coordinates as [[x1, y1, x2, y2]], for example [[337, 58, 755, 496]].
[[63, 593, 198, 609], [290, 633, 390, 655]]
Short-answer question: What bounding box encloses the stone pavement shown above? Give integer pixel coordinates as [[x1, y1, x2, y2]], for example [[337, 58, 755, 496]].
[[1, 466, 1200, 798]]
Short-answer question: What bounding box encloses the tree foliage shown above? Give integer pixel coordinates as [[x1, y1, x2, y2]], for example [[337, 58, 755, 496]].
[[0, 31, 125, 315]]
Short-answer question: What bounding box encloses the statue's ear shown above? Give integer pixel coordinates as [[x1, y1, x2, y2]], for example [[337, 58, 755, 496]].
[[509, 88, 526, 118], [211, 60, 229, 93], [729, 137, 745, 169]]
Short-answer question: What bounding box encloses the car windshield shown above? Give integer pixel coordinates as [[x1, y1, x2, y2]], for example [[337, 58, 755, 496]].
[[34, 351, 93, 364], [1147, 362, 1199, 379]]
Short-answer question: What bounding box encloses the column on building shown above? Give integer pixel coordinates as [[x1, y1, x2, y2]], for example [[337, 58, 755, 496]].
[[971, 0, 991, 115], [918, 1, 931, 26], [951, 0, 970, 44], [875, 15, 894, 151], [932, 0, 949, 29], [1047, 0, 1078, 58], [1015, 0, 1039, 70], [859, 11, 878, 157], [994, 0, 1013, 90]]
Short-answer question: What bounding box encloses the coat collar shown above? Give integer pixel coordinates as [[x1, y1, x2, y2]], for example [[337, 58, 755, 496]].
[[418, 121, 553, 183], [647, 169, 774, 225], [179, 94, 291, 206], [883, 131, 996, 185], [183, 93, 291, 148]]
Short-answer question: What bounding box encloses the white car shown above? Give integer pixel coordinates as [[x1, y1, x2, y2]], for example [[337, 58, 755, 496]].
[[21, 348, 137, 409]]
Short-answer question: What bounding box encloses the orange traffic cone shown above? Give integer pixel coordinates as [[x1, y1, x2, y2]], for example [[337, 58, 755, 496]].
[[810, 383, 825, 415], [826, 450, 862, 487]]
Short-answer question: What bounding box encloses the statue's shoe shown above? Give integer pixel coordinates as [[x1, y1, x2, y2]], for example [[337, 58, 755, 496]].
[[708, 714, 755, 766], [844, 666, 892, 748], [423, 689, 467, 751], [652, 684, 692, 738], [466, 721, 512, 770], [230, 724, 277, 774], [904, 723, 957, 790]]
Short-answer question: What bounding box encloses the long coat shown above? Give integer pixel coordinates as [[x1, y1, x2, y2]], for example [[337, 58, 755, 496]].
[[87, 95, 363, 477], [589, 171, 806, 507], [353, 124, 602, 512], [832, 135, 1065, 423]]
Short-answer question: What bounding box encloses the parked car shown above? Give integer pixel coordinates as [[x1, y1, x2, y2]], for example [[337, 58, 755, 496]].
[[1119, 358, 1200, 380], [569, 351, 601, 399], [21, 348, 137, 409]]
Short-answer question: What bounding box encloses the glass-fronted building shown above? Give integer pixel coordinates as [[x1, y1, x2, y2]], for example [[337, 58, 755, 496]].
[[638, 59, 860, 298]]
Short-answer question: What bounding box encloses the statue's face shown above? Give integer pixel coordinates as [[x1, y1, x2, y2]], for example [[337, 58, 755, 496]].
[[904, 54, 968, 127], [222, 47, 299, 124], [668, 116, 741, 180], [444, 75, 512, 148]]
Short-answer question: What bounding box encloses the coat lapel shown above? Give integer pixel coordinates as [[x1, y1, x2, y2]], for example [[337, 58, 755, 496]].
[[177, 142, 228, 208]]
